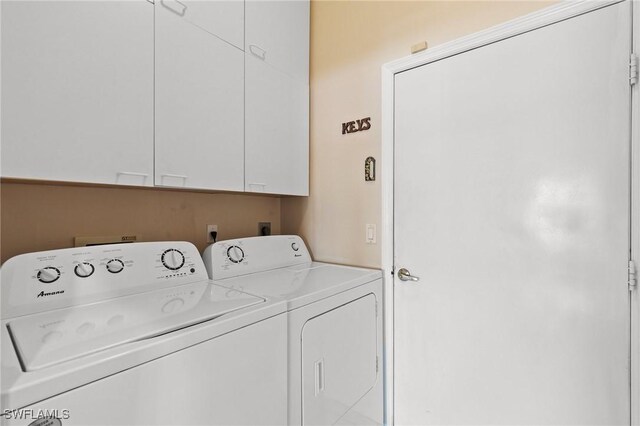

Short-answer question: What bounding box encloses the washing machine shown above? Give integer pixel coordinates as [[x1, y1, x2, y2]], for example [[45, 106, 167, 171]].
[[1, 242, 288, 426], [203, 235, 384, 425]]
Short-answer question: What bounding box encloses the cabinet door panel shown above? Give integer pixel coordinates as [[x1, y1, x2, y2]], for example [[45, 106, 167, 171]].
[[158, 0, 244, 50], [245, 55, 308, 196], [245, 0, 309, 84], [1, 0, 154, 186], [155, 6, 244, 191]]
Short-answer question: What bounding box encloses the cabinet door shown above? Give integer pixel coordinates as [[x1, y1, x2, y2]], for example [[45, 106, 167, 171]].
[[245, 54, 309, 196], [1, 0, 154, 186], [155, 2, 244, 191], [158, 0, 244, 49], [245, 0, 309, 84]]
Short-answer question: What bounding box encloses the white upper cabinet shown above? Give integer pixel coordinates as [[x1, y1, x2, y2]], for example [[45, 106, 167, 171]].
[[245, 55, 309, 196], [158, 0, 244, 49], [2, 0, 309, 196], [245, 0, 310, 196], [155, 1, 245, 191], [1, 0, 154, 186], [245, 0, 310, 84]]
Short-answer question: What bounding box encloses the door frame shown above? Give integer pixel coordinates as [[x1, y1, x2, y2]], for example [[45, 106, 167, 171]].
[[380, 1, 637, 424]]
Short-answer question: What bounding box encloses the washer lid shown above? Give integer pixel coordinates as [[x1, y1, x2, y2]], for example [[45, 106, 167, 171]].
[[7, 281, 264, 371]]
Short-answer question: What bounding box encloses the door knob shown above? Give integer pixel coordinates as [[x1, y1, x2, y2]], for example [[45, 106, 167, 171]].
[[397, 268, 419, 282]]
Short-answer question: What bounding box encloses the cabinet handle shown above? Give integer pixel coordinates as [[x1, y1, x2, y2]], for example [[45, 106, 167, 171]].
[[248, 45, 267, 61], [248, 182, 267, 191], [161, 174, 188, 186], [161, 0, 187, 17], [116, 171, 149, 184]]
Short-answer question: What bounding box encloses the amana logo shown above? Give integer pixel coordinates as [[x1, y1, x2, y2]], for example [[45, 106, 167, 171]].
[[37, 290, 64, 298]]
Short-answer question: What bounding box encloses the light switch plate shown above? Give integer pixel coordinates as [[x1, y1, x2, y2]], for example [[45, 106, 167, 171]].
[[366, 224, 376, 244]]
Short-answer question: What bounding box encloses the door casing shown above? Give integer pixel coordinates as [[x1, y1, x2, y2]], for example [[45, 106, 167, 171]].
[[380, 1, 639, 424]]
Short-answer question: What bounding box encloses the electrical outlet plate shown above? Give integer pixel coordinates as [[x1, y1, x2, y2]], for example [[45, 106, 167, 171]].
[[258, 222, 271, 236], [207, 225, 218, 243]]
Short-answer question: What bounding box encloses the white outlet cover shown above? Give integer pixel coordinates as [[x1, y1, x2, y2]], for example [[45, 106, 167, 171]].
[[207, 225, 218, 243]]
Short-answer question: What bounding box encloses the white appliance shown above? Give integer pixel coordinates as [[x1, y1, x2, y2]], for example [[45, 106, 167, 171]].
[[203, 236, 384, 425], [1, 242, 288, 426]]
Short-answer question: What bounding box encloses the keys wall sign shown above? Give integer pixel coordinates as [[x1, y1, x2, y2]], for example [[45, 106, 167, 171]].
[[342, 117, 371, 135]]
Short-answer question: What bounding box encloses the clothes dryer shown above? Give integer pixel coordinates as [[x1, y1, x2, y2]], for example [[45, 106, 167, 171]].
[[203, 236, 383, 425]]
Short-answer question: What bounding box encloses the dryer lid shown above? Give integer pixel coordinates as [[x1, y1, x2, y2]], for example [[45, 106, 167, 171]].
[[217, 262, 382, 310], [7, 281, 264, 371]]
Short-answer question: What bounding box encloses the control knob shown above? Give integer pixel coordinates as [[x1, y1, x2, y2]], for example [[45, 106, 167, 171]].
[[37, 267, 60, 283], [74, 262, 95, 278], [106, 259, 125, 274], [227, 245, 245, 263], [162, 249, 185, 271]]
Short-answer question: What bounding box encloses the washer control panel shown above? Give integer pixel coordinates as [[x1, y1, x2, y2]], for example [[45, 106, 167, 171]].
[[1, 242, 208, 319], [203, 235, 311, 280]]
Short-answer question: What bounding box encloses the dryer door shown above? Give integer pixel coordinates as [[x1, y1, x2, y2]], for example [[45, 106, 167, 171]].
[[301, 293, 378, 425]]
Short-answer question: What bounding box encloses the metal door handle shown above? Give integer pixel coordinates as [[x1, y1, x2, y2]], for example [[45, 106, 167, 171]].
[[398, 268, 419, 282]]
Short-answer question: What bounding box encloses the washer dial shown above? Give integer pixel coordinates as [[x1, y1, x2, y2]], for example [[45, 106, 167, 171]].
[[106, 259, 125, 274], [227, 245, 245, 263], [37, 267, 61, 283], [74, 262, 95, 278], [162, 249, 185, 271]]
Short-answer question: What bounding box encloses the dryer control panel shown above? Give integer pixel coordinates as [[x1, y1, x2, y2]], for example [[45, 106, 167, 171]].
[[1, 242, 208, 319], [203, 235, 311, 280]]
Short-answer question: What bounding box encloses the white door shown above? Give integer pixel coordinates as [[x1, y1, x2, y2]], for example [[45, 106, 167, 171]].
[[1, 0, 154, 186], [155, 0, 244, 191], [393, 2, 632, 425]]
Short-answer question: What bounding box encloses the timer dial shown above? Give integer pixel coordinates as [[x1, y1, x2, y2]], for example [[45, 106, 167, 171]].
[[74, 262, 95, 278], [106, 259, 125, 274], [162, 249, 185, 271], [227, 245, 245, 263], [37, 267, 61, 283]]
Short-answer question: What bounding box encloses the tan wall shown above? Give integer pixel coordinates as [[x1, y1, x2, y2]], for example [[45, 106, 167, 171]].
[[282, 0, 553, 268], [1, 182, 280, 263]]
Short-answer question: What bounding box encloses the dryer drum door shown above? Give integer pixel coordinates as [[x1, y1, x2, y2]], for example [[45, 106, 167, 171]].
[[301, 293, 378, 425]]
